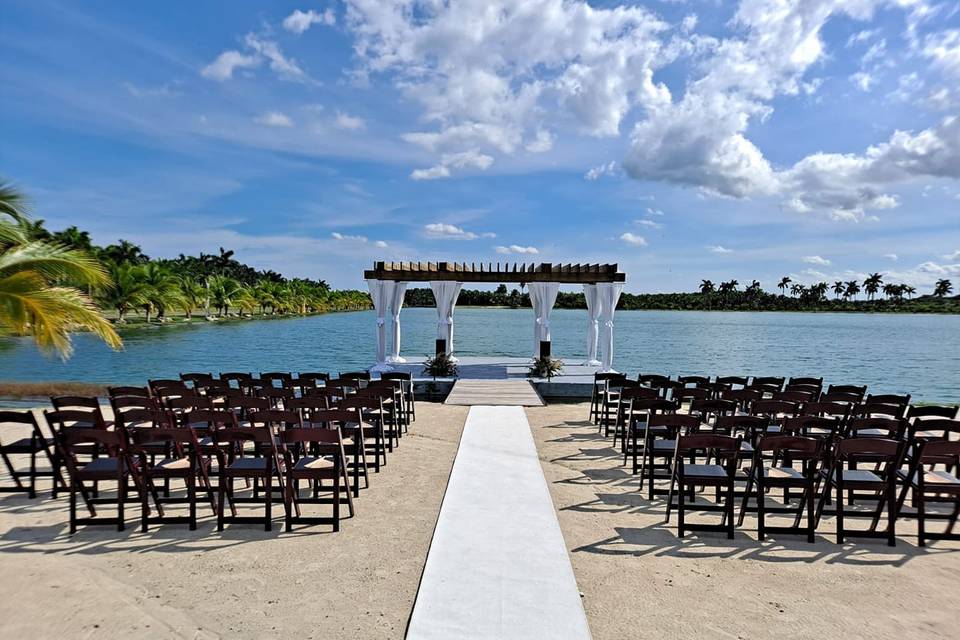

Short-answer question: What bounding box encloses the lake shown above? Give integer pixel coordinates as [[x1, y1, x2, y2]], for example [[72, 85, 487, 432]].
[[1, 308, 958, 402]]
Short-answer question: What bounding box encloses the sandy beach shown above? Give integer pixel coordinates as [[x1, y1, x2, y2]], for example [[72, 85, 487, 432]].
[[1, 401, 958, 639]]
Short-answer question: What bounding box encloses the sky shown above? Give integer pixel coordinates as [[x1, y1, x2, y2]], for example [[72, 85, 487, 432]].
[[1, 0, 959, 293]]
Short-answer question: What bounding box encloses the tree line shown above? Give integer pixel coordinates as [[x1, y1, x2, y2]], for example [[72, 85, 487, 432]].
[[403, 277, 957, 313]]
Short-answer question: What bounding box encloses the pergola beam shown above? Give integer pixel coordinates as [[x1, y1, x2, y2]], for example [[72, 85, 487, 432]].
[[363, 261, 626, 283]]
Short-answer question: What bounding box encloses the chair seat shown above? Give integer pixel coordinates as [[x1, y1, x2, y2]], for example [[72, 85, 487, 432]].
[[76, 458, 133, 479], [150, 457, 209, 475], [1, 437, 50, 453], [681, 463, 728, 480], [761, 466, 806, 481], [651, 439, 676, 451], [856, 428, 892, 438], [225, 457, 271, 476], [831, 469, 884, 486]]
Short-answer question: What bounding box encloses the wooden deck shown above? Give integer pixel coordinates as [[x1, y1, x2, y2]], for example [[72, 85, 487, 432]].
[[443, 379, 544, 406]]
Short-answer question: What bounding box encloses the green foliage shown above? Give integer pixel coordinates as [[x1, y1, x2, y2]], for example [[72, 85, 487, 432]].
[[423, 352, 459, 379], [528, 356, 564, 380]]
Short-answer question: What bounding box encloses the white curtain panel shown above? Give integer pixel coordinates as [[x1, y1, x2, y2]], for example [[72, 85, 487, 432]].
[[528, 283, 541, 358], [429, 281, 463, 359], [387, 282, 408, 363], [366, 279, 392, 371], [528, 282, 559, 358], [598, 282, 625, 372], [582, 284, 602, 366]]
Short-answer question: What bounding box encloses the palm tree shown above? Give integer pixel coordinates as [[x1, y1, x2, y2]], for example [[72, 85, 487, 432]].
[[832, 281, 844, 299], [745, 280, 762, 295], [699, 279, 714, 294], [777, 277, 791, 295], [0, 182, 121, 358], [101, 239, 147, 266], [904, 285, 916, 299], [863, 272, 883, 301], [208, 275, 243, 316], [99, 263, 150, 323], [810, 282, 828, 301], [140, 263, 183, 322], [933, 279, 953, 297], [790, 283, 805, 297], [844, 280, 861, 300], [178, 276, 207, 320]]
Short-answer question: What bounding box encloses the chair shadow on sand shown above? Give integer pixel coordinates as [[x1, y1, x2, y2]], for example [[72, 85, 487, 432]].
[[546, 417, 959, 569]]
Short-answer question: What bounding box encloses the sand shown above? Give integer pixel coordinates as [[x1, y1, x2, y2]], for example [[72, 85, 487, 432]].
[[0, 403, 468, 639], [2, 401, 958, 639], [526, 402, 960, 640]]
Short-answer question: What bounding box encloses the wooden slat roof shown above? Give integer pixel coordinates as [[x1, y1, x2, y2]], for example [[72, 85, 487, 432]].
[[363, 261, 625, 283]]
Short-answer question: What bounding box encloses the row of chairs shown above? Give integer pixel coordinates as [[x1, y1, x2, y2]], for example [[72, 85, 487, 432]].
[[0, 371, 419, 534], [589, 372, 960, 546]]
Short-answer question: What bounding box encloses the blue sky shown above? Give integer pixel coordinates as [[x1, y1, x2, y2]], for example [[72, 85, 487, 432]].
[[1, 0, 958, 292]]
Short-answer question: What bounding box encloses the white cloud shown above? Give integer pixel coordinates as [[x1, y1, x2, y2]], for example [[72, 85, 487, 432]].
[[802, 255, 831, 266], [850, 71, 875, 92], [525, 130, 554, 153], [495, 244, 539, 254], [884, 253, 899, 260], [424, 223, 496, 240], [620, 232, 648, 247], [283, 9, 335, 35], [254, 111, 293, 127], [346, 0, 671, 177], [411, 151, 494, 181], [847, 29, 878, 47], [681, 14, 698, 33], [645, 207, 664, 216], [943, 249, 960, 261], [201, 50, 260, 81], [584, 161, 617, 180], [634, 219, 662, 228], [244, 34, 304, 80], [332, 232, 388, 248], [335, 111, 366, 130], [707, 245, 733, 254]]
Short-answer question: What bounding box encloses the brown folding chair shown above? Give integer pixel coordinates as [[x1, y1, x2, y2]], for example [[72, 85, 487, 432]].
[[281, 420, 356, 532], [635, 411, 695, 498], [306, 407, 369, 497], [589, 372, 625, 424], [612, 386, 660, 450], [216, 425, 284, 531], [338, 395, 387, 472], [382, 371, 415, 425], [895, 439, 960, 546], [131, 425, 217, 530], [0, 410, 58, 498], [666, 434, 743, 539], [59, 428, 139, 533], [738, 435, 823, 542], [815, 437, 904, 546]]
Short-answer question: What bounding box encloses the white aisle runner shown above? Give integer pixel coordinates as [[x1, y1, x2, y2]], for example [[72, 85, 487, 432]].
[[406, 406, 591, 640]]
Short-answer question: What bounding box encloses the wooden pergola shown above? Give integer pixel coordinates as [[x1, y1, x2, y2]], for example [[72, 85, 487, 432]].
[[364, 261, 626, 283], [364, 261, 627, 372]]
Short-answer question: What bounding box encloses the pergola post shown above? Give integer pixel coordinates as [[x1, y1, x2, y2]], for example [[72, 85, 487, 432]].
[[598, 282, 624, 373], [366, 279, 393, 372], [582, 284, 601, 366], [429, 280, 462, 362], [528, 281, 559, 359], [387, 282, 408, 363]]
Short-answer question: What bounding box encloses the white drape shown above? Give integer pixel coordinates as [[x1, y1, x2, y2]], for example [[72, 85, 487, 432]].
[[598, 282, 624, 373], [387, 282, 408, 363], [429, 281, 462, 360], [582, 284, 602, 366], [527, 284, 540, 358], [528, 282, 559, 358], [367, 279, 392, 371]]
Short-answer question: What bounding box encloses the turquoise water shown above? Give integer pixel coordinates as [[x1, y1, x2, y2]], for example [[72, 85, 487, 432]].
[[0, 308, 958, 402]]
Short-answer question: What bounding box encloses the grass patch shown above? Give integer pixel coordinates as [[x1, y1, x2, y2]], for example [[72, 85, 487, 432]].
[[0, 380, 110, 399]]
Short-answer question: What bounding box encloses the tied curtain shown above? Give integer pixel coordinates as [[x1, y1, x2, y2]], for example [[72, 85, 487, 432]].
[[388, 282, 408, 363], [429, 281, 463, 360], [366, 279, 392, 370], [598, 282, 624, 372], [582, 284, 602, 366], [528, 282, 559, 358]]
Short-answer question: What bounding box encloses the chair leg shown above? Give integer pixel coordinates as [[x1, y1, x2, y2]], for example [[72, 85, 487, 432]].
[[756, 477, 765, 541], [886, 482, 896, 547], [141, 476, 150, 533], [835, 478, 844, 545], [333, 461, 340, 532], [29, 442, 37, 499], [217, 476, 226, 531], [806, 483, 815, 543], [726, 480, 735, 540], [265, 473, 272, 532], [188, 473, 197, 531], [69, 476, 77, 535], [117, 474, 126, 532]]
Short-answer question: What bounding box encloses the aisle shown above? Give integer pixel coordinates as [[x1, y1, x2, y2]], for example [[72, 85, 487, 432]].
[[443, 379, 544, 406], [406, 406, 591, 639]]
